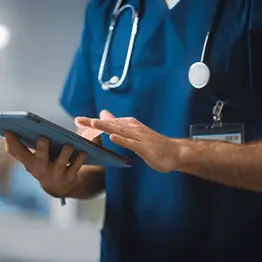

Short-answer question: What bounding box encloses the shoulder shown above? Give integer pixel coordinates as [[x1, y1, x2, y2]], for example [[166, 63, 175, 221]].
[[83, 0, 117, 29], [82, 0, 119, 41], [86, 0, 117, 14]]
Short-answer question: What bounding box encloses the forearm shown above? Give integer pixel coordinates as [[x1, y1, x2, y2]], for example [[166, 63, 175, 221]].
[[175, 139, 262, 192], [67, 165, 105, 199]]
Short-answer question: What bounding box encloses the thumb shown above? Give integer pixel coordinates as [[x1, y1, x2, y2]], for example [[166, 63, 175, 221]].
[[74, 117, 102, 141], [74, 110, 115, 128], [74, 110, 115, 141], [74, 117, 94, 128]]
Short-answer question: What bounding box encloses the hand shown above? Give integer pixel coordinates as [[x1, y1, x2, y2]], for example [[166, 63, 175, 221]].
[[81, 116, 179, 173], [3, 110, 115, 197], [4, 132, 86, 197]]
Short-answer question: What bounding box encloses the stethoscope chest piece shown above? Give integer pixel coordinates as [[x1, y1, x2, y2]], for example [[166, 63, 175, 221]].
[[101, 76, 120, 91], [188, 62, 210, 89]]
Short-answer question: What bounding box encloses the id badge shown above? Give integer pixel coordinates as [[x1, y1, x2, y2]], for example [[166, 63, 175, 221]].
[[189, 123, 245, 144], [189, 101, 245, 144]]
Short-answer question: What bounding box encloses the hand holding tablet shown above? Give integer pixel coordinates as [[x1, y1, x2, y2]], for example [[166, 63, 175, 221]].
[[0, 111, 131, 167]]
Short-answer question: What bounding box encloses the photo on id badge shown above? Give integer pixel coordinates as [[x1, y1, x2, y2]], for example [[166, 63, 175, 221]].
[[189, 101, 245, 144]]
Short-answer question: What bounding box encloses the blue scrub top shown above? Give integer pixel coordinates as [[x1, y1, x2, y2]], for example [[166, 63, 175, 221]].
[[61, 0, 262, 261]]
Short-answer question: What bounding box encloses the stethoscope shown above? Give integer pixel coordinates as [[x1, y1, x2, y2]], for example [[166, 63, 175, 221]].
[[98, 0, 224, 91]]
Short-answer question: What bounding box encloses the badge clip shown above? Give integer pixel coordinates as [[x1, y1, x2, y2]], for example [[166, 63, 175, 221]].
[[189, 100, 244, 144], [212, 100, 224, 127]]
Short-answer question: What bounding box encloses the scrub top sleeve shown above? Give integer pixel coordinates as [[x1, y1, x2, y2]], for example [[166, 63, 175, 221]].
[[60, 4, 97, 118]]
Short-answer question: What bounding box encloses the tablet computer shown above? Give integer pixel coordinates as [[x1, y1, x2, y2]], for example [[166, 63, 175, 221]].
[[0, 111, 131, 167]]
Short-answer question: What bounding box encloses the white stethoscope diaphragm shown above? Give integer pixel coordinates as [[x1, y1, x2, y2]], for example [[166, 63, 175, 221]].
[[101, 76, 120, 91], [188, 62, 211, 89]]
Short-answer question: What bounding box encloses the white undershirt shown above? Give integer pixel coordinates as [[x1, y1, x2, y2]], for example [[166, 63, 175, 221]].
[[165, 0, 180, 10]]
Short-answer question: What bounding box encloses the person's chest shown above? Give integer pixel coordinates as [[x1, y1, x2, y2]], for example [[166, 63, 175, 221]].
[[89, 0, 251, 133]]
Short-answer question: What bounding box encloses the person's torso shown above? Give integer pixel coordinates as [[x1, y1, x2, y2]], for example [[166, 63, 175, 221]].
[[87, 0, 262, 261]]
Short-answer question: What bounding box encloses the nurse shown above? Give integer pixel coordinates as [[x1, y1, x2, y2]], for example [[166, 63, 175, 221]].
[[4, 0, 262, 261]]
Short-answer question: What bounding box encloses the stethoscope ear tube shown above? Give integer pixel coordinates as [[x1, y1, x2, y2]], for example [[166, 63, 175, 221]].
[[98, 1, 139, 90]]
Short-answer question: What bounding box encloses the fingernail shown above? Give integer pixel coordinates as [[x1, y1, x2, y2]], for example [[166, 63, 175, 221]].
[[78, 152, 86, 161], [75, 117, 91, 127], [110, 135, 117, 140], [38, 140, 46, 147], [63, 146, 73, 154], [38, 138, 48, 148], [79, 120, 89, 125]]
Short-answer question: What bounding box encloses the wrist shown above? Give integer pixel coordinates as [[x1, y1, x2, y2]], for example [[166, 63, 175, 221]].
[[41, 186, 66, 198], [41, 183, 78, 199], [41, 187, 67, 206], [170, 138, 190, 172]]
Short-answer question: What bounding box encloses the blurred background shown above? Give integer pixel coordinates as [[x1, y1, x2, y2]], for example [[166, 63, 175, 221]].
[[0, 0, 104, 261]]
